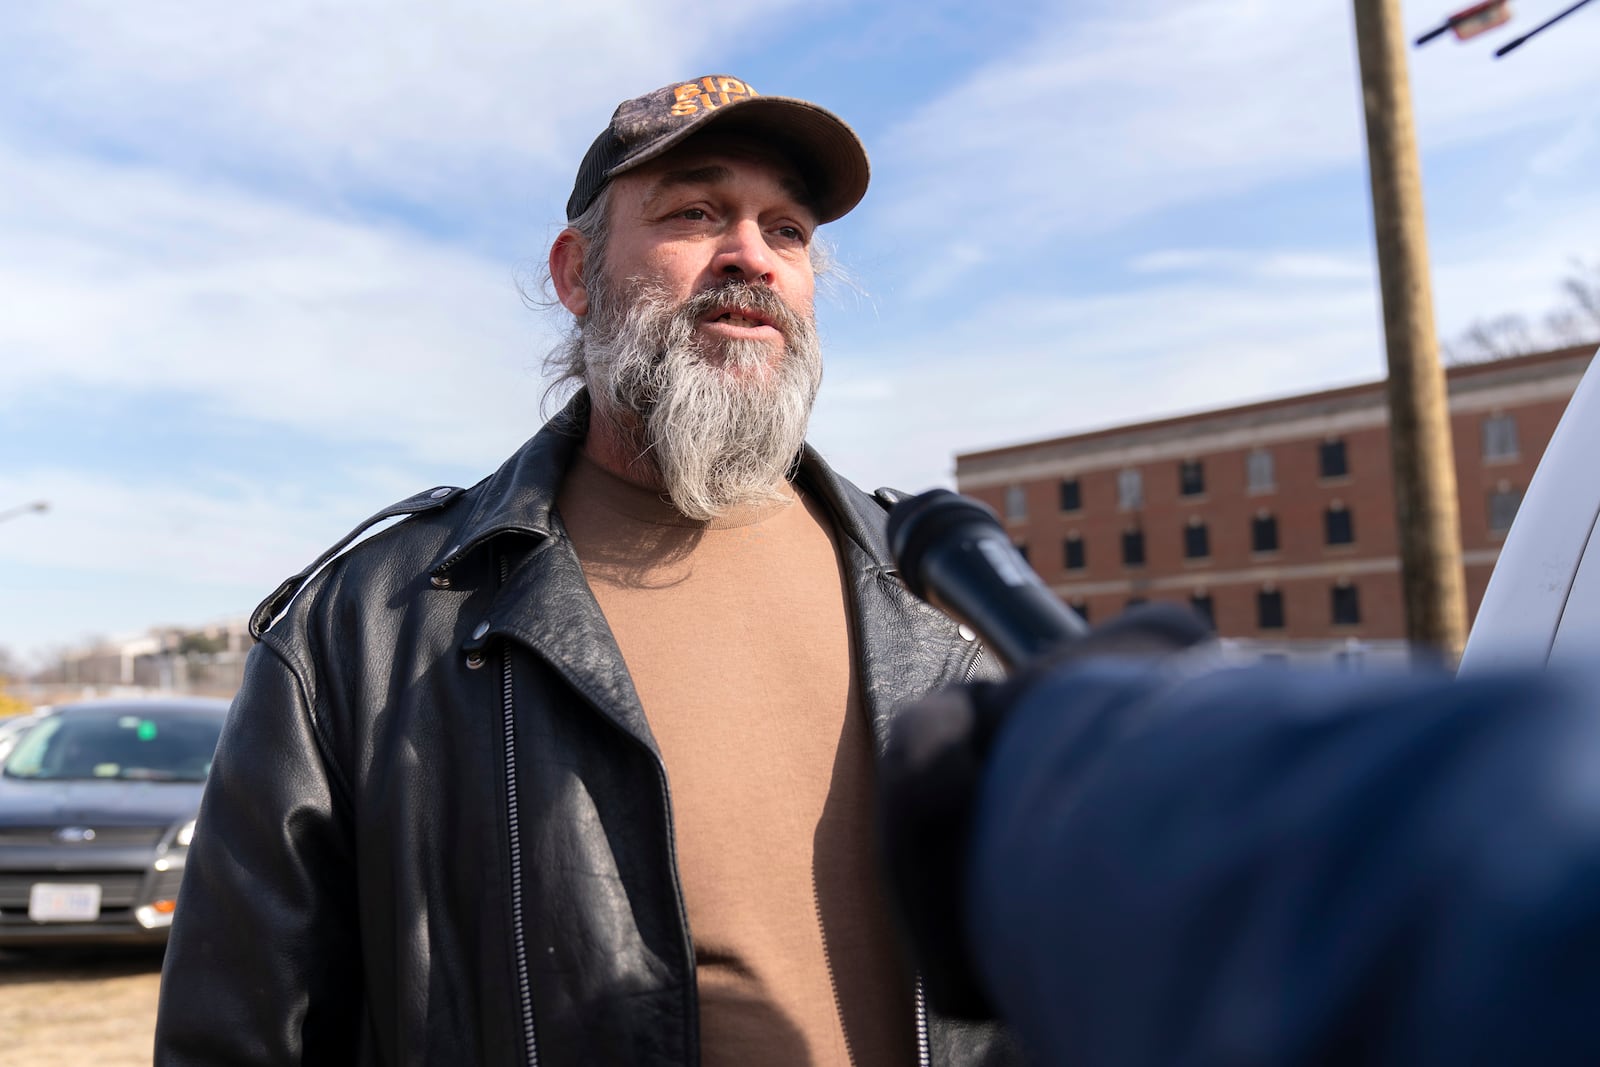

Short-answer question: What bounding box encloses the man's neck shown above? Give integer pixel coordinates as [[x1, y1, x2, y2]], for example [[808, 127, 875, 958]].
[[581, 405, 666, 494]]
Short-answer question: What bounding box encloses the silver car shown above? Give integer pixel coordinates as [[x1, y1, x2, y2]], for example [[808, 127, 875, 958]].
[[0, 697, 228, 946]]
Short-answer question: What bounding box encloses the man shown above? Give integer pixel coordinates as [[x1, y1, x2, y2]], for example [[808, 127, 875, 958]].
[[155, 76, 1018, 1066]]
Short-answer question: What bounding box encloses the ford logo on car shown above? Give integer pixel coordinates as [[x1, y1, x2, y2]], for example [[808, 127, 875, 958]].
[[55, 827, 97, 844]]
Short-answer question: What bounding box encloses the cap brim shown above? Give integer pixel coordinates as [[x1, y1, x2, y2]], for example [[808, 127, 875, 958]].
[[607, 96, 870, 225]]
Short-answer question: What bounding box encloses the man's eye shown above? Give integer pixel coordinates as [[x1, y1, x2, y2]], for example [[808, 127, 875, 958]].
[[679, 208, 708, 221], [775, 225, 806, 243]]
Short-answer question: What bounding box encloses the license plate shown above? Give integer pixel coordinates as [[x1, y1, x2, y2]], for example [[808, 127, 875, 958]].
[[28, 882, 102, 922]]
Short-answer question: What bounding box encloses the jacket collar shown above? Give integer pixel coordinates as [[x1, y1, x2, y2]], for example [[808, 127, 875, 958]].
[[430, 389, 897, 581], [427, 392, 588, 579], [444, 388, 912, 755]]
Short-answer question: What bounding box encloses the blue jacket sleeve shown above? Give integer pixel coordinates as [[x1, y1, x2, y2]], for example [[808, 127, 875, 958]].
[[966, 660, 1600, 1067]]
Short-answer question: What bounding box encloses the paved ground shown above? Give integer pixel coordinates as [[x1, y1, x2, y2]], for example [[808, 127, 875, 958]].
[[0, 947, 164, 1066]]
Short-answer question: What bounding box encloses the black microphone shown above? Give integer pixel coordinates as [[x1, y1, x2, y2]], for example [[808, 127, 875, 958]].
[[887, 489, 1089, 670]]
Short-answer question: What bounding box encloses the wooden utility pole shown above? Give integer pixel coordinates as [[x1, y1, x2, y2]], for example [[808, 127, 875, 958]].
[[1351, 0, 1469, 662]]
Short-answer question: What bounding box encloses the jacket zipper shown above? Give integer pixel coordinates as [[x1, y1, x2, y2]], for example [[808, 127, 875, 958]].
[[961, 640, 985, 683], [484, 562, 700, 1065], [913, 638, 984, 1066], [812, 868, 858, 1067], [915, 976, 932, 1067], [499, 554, 540, 1067]]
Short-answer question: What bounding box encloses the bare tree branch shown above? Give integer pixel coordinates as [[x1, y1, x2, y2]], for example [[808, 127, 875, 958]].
[[1443, 255, 1600, 362], [1560, 256, 1600, 328]]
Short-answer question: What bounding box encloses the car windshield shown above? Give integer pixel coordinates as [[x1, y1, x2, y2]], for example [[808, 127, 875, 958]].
[[1, 710, 223, 783]]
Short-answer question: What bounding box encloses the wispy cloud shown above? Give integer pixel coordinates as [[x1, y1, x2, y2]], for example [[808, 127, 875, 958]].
[[1429, 195, 1600, 337], [812, 261, 1385, 492], [868, 0, 1599, 297], [1128, 248, 1371, 282], [1, 141, 557, 469], [0, 466, 378, 658], [0, 1, 803, 204], [876, 3, 1361, 249]]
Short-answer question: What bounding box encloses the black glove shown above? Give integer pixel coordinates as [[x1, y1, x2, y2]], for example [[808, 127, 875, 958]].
[[878, 603, 1214, 1018]]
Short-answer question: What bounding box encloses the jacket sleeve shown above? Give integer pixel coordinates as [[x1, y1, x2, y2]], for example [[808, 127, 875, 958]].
[[155, 638, 364, 1066], [966, 660, 1600, 1067]]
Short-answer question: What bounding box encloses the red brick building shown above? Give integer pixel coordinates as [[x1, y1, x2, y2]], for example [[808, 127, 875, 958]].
[[954, 345, 1593, 640]]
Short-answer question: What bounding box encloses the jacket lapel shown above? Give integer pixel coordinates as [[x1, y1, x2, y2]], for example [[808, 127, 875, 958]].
[[434, 391, 659, 755], [491, 530, 658, 756], [797, 451, 983, 754]]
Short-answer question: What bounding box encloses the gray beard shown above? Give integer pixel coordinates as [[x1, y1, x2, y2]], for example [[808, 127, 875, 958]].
[[578, 279, 823, 521]]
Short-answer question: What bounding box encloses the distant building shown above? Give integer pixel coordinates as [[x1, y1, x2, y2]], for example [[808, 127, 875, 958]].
[[38, 617, 251, 697], [955, 345, 1593, 641]]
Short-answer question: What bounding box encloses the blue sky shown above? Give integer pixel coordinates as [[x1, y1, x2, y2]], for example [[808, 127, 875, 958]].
[[2, 0, 1597, 662]]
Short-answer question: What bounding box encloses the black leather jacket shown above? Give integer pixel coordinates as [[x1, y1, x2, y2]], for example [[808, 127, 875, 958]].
[[155, 396, 1019, 1066]]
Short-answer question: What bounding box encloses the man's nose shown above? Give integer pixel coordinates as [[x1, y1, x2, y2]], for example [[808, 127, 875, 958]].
[[711, 219, 776, 284]]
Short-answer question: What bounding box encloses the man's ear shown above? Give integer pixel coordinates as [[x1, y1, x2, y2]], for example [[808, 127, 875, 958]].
[[550, 229, 590, 317]]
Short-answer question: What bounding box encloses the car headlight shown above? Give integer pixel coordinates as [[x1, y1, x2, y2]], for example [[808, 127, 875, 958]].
[[175, 819, 196, 848]]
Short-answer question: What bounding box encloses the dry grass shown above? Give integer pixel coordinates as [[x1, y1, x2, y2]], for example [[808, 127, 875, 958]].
[[0, 948, 164, 1066]]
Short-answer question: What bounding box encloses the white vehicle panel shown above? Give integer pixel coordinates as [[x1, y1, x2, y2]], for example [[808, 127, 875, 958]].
[[1460, 347, 1600, 674], [1548, 516, 1600, 671]]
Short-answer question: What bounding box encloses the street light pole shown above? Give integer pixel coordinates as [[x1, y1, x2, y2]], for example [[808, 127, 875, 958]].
[[1351, 0, 1469, 662], [0, 501, 49, 525]]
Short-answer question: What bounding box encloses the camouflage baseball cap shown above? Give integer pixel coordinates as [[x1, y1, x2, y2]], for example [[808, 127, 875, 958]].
[[566, 75, 870, 225]]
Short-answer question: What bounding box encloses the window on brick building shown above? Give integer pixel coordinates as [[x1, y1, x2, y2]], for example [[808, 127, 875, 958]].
[[1126, 596, 1148, 611], [1331, 582, 1361, 626], [1247, 448, 1275, 493], [1179, 459, 1205, 497], [1482, 413, 1519, 462], [1488, 484, 1523, 533], [1004, 484, 1027, 522], [1189, 592, 1215, 629], [1121, 528, 1145, 567], [1257, 588, 1285, 630], [1070, 600, 1090, 624], [1063, 533, 1085, 570], [1117, 468, 1144, 510], [1251, 512, 1279, 553], [1059, 478, 1082, 512], [1319, 439, 1349, 479], [1014, 542, 1029, 565], [1325, 503, 1354, 546], [1183, 518, 1210, 560]]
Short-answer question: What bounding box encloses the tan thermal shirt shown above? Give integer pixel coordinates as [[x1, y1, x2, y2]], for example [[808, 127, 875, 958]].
[[557, 452, 915, 1067]]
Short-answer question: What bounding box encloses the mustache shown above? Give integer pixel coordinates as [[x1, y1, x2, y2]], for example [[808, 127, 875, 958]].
[[677, 280, 806, 339]]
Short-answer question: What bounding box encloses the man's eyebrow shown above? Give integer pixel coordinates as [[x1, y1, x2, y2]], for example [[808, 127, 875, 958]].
[[648, 165, 732, 198], [643, 164, 815, 214]]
